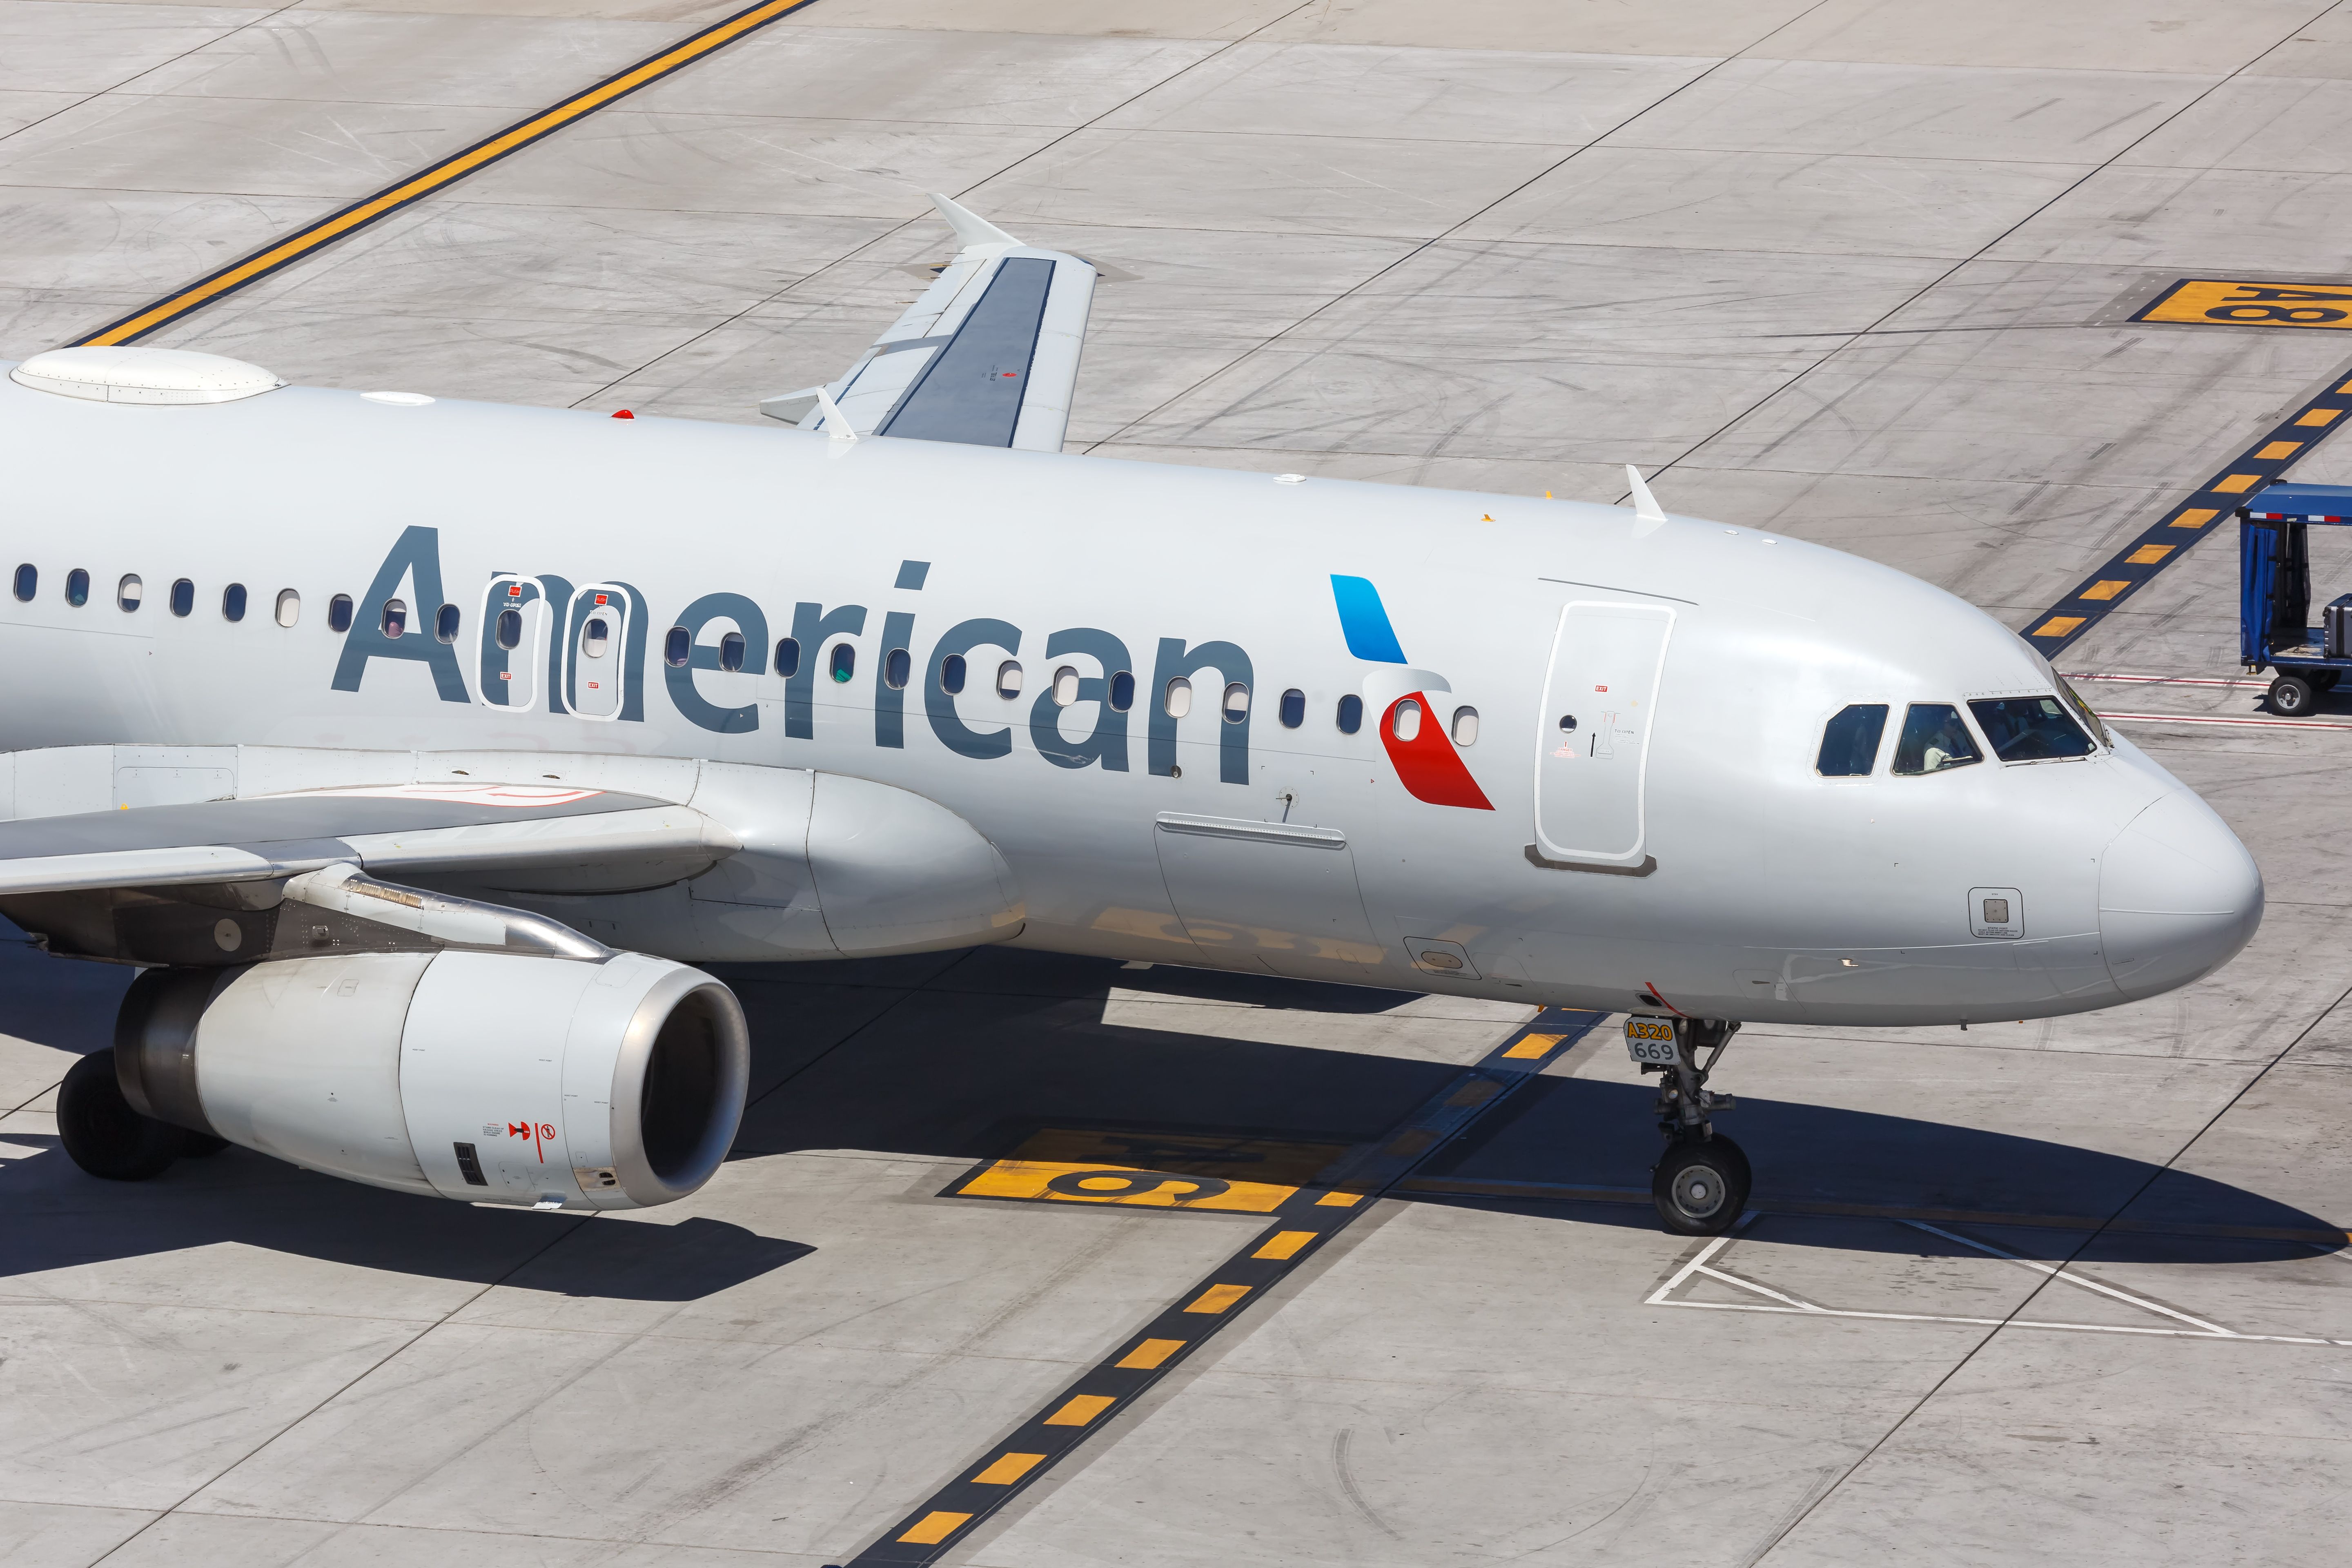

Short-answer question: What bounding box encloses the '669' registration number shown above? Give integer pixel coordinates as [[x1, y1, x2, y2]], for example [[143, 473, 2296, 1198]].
[[1624, 1017, 1680, 1065]]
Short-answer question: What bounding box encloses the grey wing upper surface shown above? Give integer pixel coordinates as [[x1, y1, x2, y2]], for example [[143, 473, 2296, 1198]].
[[761, 193, 1099, 453]]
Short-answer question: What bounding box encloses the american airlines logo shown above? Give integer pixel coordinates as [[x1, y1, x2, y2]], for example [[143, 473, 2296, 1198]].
[[1328, 575, 1492, 811]]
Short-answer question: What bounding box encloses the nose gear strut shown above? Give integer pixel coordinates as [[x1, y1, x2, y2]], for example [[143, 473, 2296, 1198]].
[[1634, 1016, 1751, 1236]]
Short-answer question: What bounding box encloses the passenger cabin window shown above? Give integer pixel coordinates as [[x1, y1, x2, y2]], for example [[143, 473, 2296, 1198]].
[[1280, 688, 1305, 728], [327, 593, 352, 633], [1164, 676, 1192, 717], [1336, 693, 1363, 734], [1451, 706, 1479, 745], [886, 648, 911, 689], [1108, 670, 1134, 711], [1052, 666, 1080, 706], [1222, 682, 1249, 722], [996, 659, 1021, 698], [940, 653, 966, 694], [664, 626, 690, 666], [1969, 697, 2093, 763], [719, 631, 746, 673], [1816, 704, 1889, 777], [222, 584, 247, 622], [830, 642, 855, 683], [275, 589, 299, 627], [118, 574, 144, 612], [1891, 703, 1982, 775], [11, 564, 32, 602], [497, 608, 522, 649], [382, 599, 408, 639], [169, 579, 194, 617], [67, 569, 89, 607], [1392, 697, 1422, 741], [435, 603, 460, 644], [773, 637, 801, 677]]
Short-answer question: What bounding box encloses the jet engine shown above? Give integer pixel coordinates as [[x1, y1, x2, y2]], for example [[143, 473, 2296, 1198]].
[[106, 949, 748, 1209]]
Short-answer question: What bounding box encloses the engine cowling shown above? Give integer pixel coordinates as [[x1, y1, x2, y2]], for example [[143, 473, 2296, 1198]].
[[114, 949, 748, 1210]]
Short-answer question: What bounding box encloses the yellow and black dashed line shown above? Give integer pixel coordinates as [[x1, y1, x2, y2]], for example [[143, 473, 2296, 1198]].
[[2024, 367, 2352, 657], [72, 0, 822, 348], [849, 1009, 1608, 1566]]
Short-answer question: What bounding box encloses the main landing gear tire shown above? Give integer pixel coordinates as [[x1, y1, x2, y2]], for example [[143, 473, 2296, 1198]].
[[2268, 674, 2316, 716], [56, 1050, 189, 1181], [1652, 1134, 1752, 1237]]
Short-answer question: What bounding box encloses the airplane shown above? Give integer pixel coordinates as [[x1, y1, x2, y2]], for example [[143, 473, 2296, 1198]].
[[0, 195, 2262, 1238]]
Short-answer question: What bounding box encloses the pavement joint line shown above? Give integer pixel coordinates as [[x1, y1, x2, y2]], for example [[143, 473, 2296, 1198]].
[[2021, 366, 2352, 659], [64, 0, 826, 350], [840, 1006, 1609, 1566]]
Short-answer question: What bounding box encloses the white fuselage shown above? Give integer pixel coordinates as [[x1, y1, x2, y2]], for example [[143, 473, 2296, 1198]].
[[0, 376, 2263, 1024]]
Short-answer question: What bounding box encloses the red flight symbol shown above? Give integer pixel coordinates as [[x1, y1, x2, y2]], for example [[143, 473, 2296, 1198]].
[[508, 1120, 555, 1162]]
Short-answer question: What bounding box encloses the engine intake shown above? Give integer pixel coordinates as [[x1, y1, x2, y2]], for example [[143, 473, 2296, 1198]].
[[114, 949, 748, 1209]]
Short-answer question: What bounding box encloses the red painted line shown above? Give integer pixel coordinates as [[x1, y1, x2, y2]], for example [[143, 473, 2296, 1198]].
[[2064, 671, 2267, 690], [2102, 710, 2352, 732]]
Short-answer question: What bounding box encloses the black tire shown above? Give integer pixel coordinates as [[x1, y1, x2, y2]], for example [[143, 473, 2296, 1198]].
[[56, 1050, 186, 1181], [1652, 1134, 1752, 1236], [2270, 675, 2316, 716], [179, 1134, 230, 1158]]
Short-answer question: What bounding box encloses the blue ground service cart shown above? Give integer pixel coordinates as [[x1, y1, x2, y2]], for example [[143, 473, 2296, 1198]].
[[2241, 481, 2352, 715]]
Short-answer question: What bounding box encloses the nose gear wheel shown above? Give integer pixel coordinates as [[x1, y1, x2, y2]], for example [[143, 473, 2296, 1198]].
[[1652, 1133, 1751, 1236]]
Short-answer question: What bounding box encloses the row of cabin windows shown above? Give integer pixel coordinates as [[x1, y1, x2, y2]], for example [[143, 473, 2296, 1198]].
[[11, 564, 1486, 745], [654, 630, 1481, 743], [1816, 697, 2095, 777], [14, 563, 379, 635]]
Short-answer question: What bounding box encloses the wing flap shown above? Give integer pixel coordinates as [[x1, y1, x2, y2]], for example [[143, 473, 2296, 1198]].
[[0, 785, 737, 898], [763, 194, 1098, 453]]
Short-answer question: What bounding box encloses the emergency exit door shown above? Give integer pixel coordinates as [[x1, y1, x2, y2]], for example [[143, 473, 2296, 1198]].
[[1534, 601, 1674, 867]]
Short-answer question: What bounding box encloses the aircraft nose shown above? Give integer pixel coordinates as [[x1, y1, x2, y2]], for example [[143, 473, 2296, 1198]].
[[2100, 791, 2264, 1000]]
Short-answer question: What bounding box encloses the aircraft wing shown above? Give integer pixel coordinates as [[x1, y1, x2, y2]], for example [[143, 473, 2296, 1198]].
[[761, 193, 1098, 453], [0, 782, 738, 897]]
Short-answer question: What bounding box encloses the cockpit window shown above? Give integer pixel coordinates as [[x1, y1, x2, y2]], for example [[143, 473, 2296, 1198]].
[[2020, 638, 2108, 748], [1891, 703, 1982, 775], [1969, 697, 2093, 763], [1816, 704, 1888, 776], [2052, 673, 2108, 748]]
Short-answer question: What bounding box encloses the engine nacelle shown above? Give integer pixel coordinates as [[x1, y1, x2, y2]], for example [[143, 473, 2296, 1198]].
[[114, 949, 748, 1210]]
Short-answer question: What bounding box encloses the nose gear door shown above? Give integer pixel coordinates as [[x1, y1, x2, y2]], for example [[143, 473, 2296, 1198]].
[[1535, 601, 1674, 868]]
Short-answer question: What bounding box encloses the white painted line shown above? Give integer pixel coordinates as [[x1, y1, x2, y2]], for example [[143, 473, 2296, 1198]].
[[1693, 1263, 1827, 1313], [1906, 1221, 2234, 1334], [1655, 1298, 2348, 1346], [2101, 710, 2352, 733], [1645, 1233, 1737, 1304]]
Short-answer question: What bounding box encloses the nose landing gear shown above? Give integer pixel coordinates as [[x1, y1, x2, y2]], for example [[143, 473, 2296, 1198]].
[[1631, 1016, 1751, 1236]]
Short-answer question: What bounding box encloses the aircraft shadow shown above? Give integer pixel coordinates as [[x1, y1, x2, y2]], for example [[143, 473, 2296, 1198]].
[[721, 947, 2341, 1267], [0, 943, 2330, 1301]]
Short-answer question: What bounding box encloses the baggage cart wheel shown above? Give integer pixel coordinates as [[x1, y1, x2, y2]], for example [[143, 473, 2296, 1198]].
[[2269, 674, 2316, 716]]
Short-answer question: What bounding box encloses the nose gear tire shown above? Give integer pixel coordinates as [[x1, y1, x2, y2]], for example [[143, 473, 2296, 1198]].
[[57, 1049, 190, 1181], [1652, 1134, 1751, 1236]]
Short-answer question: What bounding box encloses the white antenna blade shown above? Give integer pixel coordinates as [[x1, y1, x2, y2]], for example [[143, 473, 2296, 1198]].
[[1625, 464, 1667, 523]]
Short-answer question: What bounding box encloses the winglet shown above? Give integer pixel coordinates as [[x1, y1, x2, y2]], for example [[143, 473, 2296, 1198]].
[[1625, 464, 1667, 523], [764, 385, 857, 440], [928, 192, 1021, 254]]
